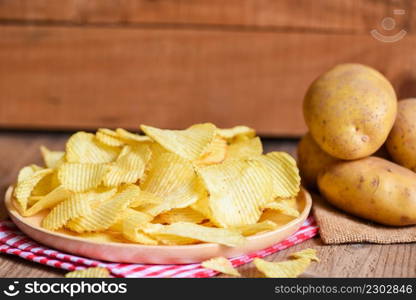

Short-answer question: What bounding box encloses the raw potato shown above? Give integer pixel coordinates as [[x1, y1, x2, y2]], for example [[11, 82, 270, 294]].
[[318, 157, 416, 226], [297, 132, 339, 189], [386, 98, 416, 172], [303, 63, 397, 160]]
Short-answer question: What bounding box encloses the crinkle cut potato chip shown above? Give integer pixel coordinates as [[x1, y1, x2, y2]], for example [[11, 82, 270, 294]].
[[121, 209, 157, 245], [96, 128, 126, 147], [65, 267, 110, 278], [226, 136, 263, 161], [115, 128, 152, 143], [40, 146, 65, 168], [259, 209, 297, 227], [58, 163, 109, 192], [195, 134, 227, 166], [142, 222, 245, 247], [66, 131, 119, 164], [153, 207, 206, 225], [217, 125, 256, 142], [263, 197, 299, 217], [201, 257, 241, 277], [24, 186, 72, 217], [140, 153, 205, 216], [17, 165, 43, 183], [197, 159, 273, 227], [253, 257, 311, 278], [289, 248, 319, 262], [141, 123, 216, 161], [233, 220, 277, 236]]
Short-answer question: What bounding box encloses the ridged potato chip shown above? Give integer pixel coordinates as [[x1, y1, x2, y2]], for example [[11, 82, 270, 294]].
[[153, 207, 206, 224], [42, 193, 92, 230], [254, 152, 300, 198], [58, 163, 108, 192], [217, 125, 255, 142], [141, 123, 216, 160], [289, 248, 319, 262], [14, 168, 53, 212], [226, 137, 262, 160], [140, 153, 204, 216], [17, 165, 43, 183], [40, 146, 65, 168], [253, 257, 311, 278], [201, 257, 241, 277], [66, 184, 139, 232], [116, 128, 152, 143], [196, 135, 227, 166], [103, 145, 151, 187], [129, 190, 163, 208], [96, 128, 125, 147], [31, 171, 60, 197], [142, 222, 245, 247], [259, 209, 296, 226], [233, 220, 277, 236], [66, 132, 119, 164], [263, 197, 299, 217], [24, 186, 72, 217], [197, 159, 273, 227], [121, 209, 157, 245], [65, 267, 110, 278]]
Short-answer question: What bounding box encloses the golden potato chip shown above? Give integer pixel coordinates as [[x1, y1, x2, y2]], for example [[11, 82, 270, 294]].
[[66, 184, 139, 232], [17, 165, 43, 183], [140, 153, 205, 216], [24, 186, 72, 216], [116, 128, 152, 143], [142, 222, 245, 247], [253, 257, 311, 278], [196, 135, 227, 166], [96, 128, 125, 147], [217, 125, 255, 141], [259, 209, 296, 226], [289, 248, 319, 262], [254, 152, 300, 198], [103, 145, 151, 187], [141, 123, 216, 160], [31, 171, 61, 197], [201, 257, 241, 277], [40, 146, 65, 168], [85, 187, 118, 208], [226, 137, 262, 160], [129, 190, 163, 208], [153, 207, 206, 224], [14, 168, 53, 212], [233, 220, 277, 236], [42, 193, 92, 230], [76, 232, 126, 244], [197, 159, 273, 227], [66, 131, 119, 164], [263, 197, 299, 217], [65, 267, 110, 278], [121, 209, 157, 245], [58, 163, 108, 192]]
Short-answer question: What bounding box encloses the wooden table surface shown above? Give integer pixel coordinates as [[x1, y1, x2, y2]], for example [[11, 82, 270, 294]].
[[0, 131, 415, 278]]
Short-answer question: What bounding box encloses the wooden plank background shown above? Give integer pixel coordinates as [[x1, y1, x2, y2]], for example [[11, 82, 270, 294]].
[[0, 0, 415, 136]]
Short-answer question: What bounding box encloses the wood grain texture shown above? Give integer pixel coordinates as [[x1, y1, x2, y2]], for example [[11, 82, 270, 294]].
[[1, 25, 416, 136], [0, 0, 413, 33], [1, 132, 415, 278]]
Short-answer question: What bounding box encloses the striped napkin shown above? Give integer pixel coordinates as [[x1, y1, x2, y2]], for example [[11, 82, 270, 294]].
[[0, 217, 318, 278]]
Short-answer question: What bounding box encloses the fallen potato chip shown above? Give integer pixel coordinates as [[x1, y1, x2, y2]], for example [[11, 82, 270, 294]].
[[66, 131, 119, 164], [65, 267, 110, 278], [217, 125, 256, 142], [196, 135, 227, 166], [121, 209, 157, 245], [140, 153, 204, 216], [141, 123, 216, 161], [24, 186, 72, 216], [226, 137, 262, 161], [42, 193, 92, 230], [201, 257, 241, 277], [263, 197, 299, 218], [40, 146, 65, 168], [254, 152, 300, 198], [116, 128, 152, 143], [103, 145, 151, 187], [96, 128, 125, 147], [153, 207, 206, 224], [66, 184, 139, 232], [253, 257, 311, 278], [233, 220, 277, 236], [142, 222, 245, 247], [289, 248, 319, 262], [197, 159, 273, 227], [14, 168, 53, 212], [58, 163, 108, 192]]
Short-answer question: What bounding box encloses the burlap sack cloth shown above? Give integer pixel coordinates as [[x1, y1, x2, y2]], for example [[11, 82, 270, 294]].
[[312, 193, 416, 244]]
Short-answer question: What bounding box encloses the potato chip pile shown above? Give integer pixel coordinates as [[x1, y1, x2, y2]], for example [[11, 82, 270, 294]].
[[12, 124, 301, 246]]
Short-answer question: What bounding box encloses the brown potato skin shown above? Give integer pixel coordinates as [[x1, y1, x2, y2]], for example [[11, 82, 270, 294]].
[[386, 98, 416, 172], [317, 157, 416, 226], [303, 63, 397, 160], [297, 132, 339, 190]]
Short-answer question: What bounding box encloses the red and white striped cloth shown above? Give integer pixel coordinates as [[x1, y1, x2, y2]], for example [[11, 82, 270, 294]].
[[0, 217, 318, 278]]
